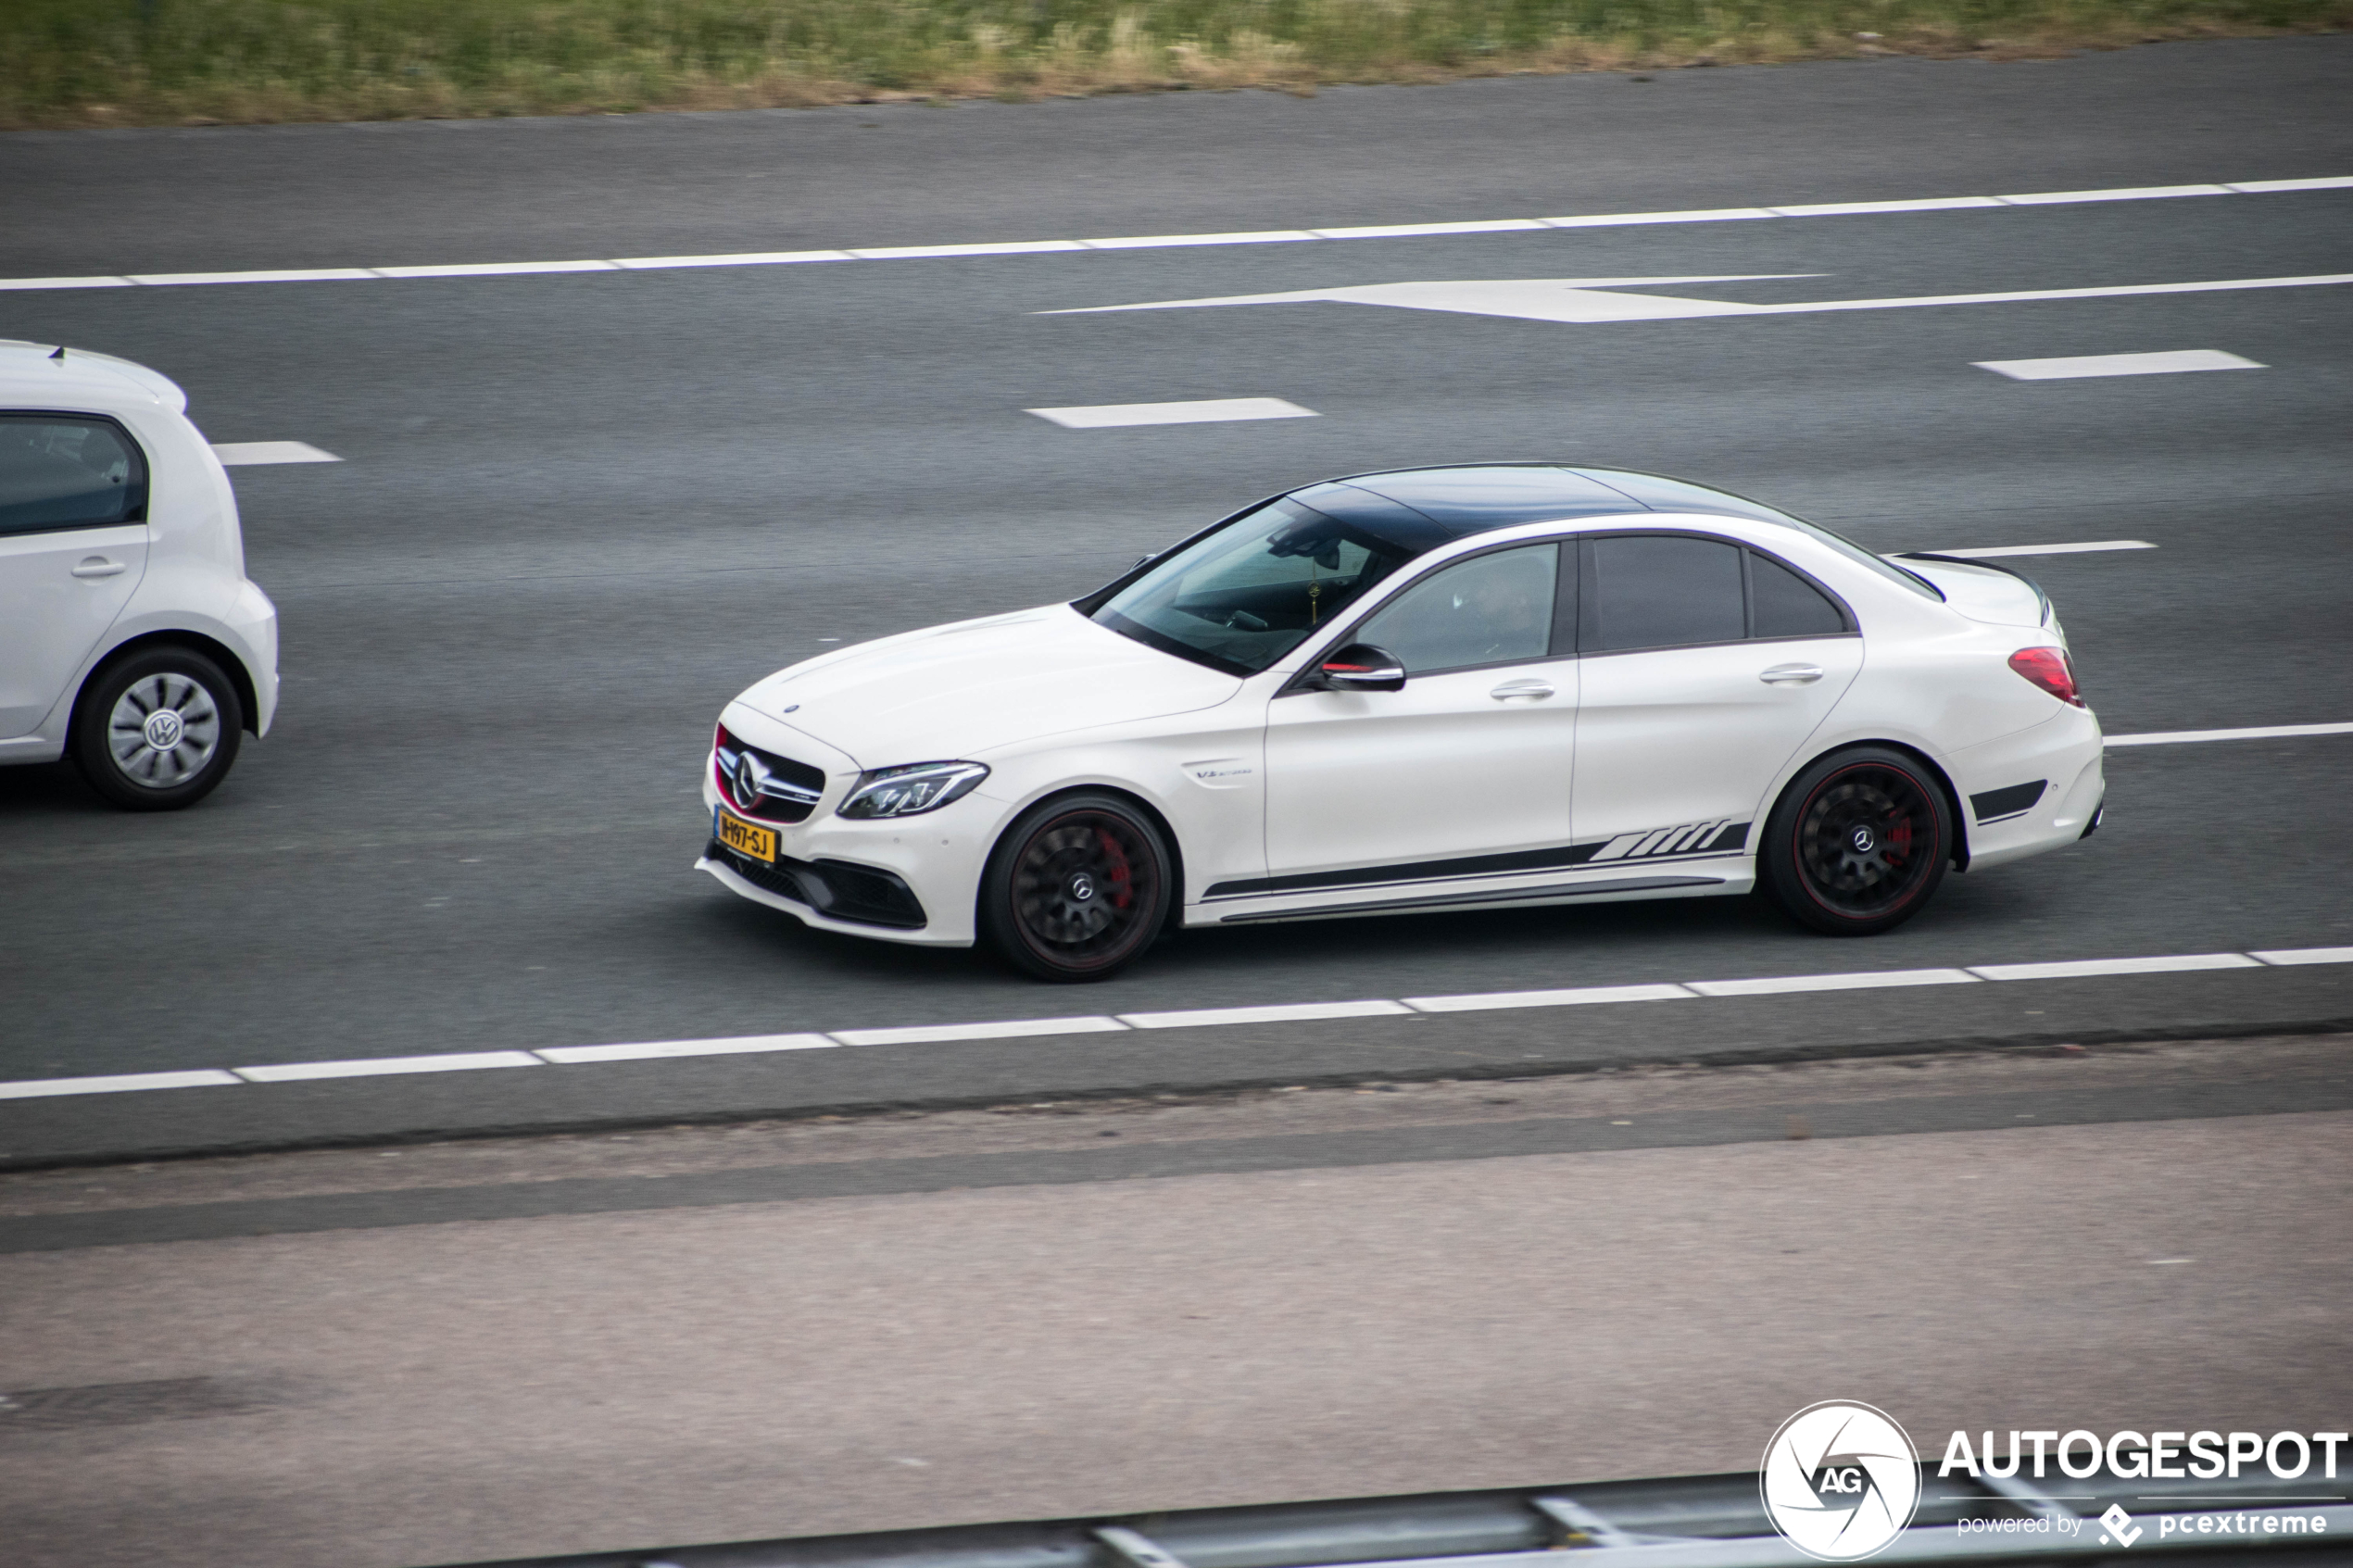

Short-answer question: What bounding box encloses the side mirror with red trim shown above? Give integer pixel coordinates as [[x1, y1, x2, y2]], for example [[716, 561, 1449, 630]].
[[1315, 644, 1406, 693]]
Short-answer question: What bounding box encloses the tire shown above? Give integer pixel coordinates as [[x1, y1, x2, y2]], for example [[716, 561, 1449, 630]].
[[1758, 746, 1951, 936], [69, 646, 245, 812], [979, 792, 1174, 982]]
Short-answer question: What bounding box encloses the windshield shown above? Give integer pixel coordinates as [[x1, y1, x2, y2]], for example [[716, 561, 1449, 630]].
[[1090, 497, 1418, 674]]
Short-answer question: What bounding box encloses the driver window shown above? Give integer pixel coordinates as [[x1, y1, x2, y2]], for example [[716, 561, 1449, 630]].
[[1354, 544, 1559, 674]]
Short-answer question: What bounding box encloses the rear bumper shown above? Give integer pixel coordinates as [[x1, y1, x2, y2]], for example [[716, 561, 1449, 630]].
[[1950, 707, 2106, 872]]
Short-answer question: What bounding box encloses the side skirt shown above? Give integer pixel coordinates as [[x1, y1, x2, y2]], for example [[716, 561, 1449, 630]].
[[1203, 868, 1751, 926]]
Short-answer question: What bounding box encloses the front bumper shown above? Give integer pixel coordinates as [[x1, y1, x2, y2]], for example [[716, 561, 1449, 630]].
[[697, 710, 994, 947], [699, 833, 927, 929]]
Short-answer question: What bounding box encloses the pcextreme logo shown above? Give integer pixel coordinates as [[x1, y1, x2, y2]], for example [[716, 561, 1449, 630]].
[[1760, 1402, 1923, 1562]]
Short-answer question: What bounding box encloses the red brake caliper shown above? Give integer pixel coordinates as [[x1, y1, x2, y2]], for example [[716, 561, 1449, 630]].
[[1100, 829, 1133, 909]]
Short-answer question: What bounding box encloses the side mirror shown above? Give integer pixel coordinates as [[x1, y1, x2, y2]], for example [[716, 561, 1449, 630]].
[[1315, 644, 1406, 693]]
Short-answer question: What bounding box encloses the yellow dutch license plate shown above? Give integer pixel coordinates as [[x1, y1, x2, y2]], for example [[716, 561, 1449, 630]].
[[713, 807, 777, 864]]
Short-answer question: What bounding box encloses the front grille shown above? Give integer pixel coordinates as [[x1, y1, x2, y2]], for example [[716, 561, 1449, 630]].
[[714, 728, 828, 824], [707, 839, 928, 930]]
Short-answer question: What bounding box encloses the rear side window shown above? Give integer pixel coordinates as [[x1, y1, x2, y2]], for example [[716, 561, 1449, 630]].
[[1580, 533, 1853, 652], [1355, 543, 1559, 673], [1582, 534, 1745, 651], [0, 416, 147, 536], [1750, 552, 1848, 638]]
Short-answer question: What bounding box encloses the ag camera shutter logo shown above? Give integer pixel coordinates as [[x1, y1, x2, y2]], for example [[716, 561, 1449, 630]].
[[1760, 1401, 1922, 1561]]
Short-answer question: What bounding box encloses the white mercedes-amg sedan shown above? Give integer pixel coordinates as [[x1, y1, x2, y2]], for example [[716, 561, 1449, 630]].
[[699, 465, 2103, 981]]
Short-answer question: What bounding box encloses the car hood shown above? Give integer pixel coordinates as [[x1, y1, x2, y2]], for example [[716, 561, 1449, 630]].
[[736, 605, 1244, 766], [1897, 558, 2049, 628]]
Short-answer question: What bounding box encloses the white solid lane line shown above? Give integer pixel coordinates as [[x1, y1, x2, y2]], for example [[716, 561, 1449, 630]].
[[14, 947, 2352, 1102], [1932, 541, 2155, 558], [1684, 967, 1980, 997], [2230, 176, 2353, 193], [830, 1016, 1128, 1046], [1974, 349, 2265, 380], [1968, 954, 2261, 981], [233, 1050, 544, 1083], [1403, 982, 1694, 1012], [1118, 999, 1416, 1029], [1996, 183, 2235, 204], [2253, 947, 2353, 966], [0, 1069, 243, 1101], [5, 176, 2347, 293], [1768, 196, 2007, 217], [2106, 721, 2353, 746], [210, 441, 341, 466], [1027, 397, 1317, 429], [537, 1034, 835, 1064]]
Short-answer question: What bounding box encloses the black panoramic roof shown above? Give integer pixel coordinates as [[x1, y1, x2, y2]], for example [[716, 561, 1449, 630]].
[[1286, 463, 1802, 554]]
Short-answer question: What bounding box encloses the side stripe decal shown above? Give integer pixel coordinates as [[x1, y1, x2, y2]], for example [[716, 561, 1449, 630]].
[[1205, 820, 1751, 900]]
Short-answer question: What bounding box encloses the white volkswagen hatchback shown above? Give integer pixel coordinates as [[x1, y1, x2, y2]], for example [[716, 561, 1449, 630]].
[[0, 342, 278, 809], [701, 466, 2102, 980]]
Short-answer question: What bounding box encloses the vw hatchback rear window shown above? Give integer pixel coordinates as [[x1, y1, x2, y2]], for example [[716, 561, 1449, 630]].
[[0, 416, 147, 536]]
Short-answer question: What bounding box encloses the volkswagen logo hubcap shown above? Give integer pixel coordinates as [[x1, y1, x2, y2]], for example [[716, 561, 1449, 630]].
[[143, 709, 183, 750]]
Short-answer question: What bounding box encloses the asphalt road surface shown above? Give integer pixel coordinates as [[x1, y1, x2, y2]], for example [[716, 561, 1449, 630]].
[[3, 39, 2352, 1164], [3, 1039, 2348, 1568]]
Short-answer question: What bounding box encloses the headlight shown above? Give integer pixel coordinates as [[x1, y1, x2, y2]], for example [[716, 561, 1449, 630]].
[[838, 761, 989, 819]]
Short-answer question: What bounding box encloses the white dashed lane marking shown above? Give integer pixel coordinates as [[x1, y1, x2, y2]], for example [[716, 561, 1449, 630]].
[[1027, 397, 1317, 429], [1684, 967, 1982, 997], [1967, 954, 2261, 981], [1974, 349, 2266, 380], [232, 1050, 542, 1083], [536, 1034, 835, 1064], [4, 946, 2348, 1103], [210, 441, 340, 465], [5, 176, 2346, 292]]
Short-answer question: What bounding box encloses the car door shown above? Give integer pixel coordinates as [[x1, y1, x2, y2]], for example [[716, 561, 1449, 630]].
[[1569, 532, 1861, 859], [1264, 542, 1578, 885], [0, 416, 152, 737]]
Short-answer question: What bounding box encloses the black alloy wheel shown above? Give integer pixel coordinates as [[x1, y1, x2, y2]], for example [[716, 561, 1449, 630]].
[[69, 645, 245, 812], [1760, 747, 1951, 935], [981, 792, 1172, 981]]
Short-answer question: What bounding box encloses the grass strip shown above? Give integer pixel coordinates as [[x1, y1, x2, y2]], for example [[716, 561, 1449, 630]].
[[4, 0, 2346, 129]]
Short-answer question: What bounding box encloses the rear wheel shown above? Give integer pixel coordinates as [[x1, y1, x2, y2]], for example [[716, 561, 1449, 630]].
[[69, 646, 245, 812], [980, 792, 1172, 982], [1759, 747, 1950, 935]]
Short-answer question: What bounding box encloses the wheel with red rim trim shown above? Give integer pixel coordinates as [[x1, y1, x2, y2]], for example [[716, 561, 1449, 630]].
[[1760, 747, 1951, 935], [981, 792, 1172, 981]]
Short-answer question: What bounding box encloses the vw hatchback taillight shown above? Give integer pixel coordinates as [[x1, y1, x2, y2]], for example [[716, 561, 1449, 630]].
[[2008, 646, 2083, 707]]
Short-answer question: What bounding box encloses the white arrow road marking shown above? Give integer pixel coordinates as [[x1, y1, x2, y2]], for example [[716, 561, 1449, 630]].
[[1044, 274, 1816, 323], [1046, 272, 2353, 326]]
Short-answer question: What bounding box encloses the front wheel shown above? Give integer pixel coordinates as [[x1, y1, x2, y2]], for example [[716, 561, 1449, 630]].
[[1759, 747, 1951, 935], [980, 792, 1173, 982], [69, 646, 245, 811]]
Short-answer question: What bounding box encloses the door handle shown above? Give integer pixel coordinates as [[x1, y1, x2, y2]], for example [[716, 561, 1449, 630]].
[[1490, 679, 1555, 701], [1759, 663, 1823, 685], [71, 557, 127, 579]]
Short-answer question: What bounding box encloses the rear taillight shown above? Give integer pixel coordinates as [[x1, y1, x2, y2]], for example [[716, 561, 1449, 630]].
[[2008, 646, 2083, 707]]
